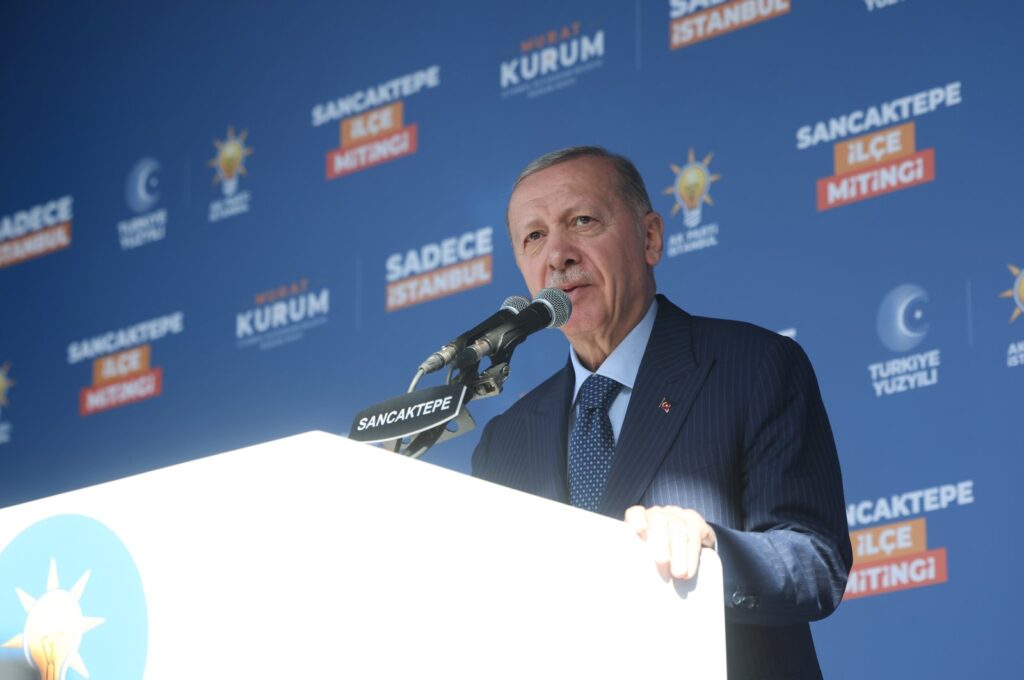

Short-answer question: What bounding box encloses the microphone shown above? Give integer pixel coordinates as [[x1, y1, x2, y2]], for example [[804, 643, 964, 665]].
[[418, 295, 530, 374], [454, 288, 571, 369]]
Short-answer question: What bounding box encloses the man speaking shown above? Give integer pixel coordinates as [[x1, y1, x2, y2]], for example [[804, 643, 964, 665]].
[[472, 147, 852, 679]]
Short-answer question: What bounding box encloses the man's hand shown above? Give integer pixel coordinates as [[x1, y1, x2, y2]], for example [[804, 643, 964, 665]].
[[625, 505, 717, 581]]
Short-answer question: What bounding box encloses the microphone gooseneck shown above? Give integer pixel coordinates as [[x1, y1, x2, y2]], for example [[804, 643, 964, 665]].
[[417, 295, 530, 375]]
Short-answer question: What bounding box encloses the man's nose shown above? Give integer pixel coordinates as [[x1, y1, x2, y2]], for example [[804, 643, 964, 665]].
[[546, 229, 580, 271]]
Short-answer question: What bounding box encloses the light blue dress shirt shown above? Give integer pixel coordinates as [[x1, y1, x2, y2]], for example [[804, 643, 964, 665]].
[[568, 298, 658, 445]]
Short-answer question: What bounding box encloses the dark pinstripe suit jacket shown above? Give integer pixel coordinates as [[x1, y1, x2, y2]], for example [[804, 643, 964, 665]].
[[472, 295, 853, 680]]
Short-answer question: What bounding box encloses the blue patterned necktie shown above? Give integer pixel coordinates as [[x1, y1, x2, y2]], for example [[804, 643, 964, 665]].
[[568, 374, 622, 511]]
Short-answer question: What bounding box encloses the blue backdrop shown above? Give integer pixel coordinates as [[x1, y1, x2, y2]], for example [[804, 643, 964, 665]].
[[1, 1, 1020, 677]]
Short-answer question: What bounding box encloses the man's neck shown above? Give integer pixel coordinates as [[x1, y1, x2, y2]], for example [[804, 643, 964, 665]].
[[568, 294, 656, 371], [572, 341, 618, 373]]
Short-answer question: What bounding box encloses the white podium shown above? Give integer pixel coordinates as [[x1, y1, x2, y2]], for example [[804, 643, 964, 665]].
[[0, 431, 726, 679]]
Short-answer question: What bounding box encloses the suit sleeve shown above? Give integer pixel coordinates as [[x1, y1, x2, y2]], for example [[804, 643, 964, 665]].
[[470, 415, 496, 480], [709, 335, 853, 626]]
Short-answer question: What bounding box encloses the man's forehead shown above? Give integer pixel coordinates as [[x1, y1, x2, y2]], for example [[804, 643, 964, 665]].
[[508, 157, 617, 222], [515, 155, 616, 193]]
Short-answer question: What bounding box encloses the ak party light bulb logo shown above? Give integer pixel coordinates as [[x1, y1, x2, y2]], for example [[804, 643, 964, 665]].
[[999, 262, 1024, 324], [0, 516, 147, 680]]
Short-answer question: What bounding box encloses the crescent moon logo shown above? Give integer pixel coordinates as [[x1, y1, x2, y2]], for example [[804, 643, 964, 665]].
[[124, 158, 161, 214], [876, 284, 930, 353]]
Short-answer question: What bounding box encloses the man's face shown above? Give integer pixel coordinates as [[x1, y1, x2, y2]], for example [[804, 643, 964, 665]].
[[507, 156, 663, 350]]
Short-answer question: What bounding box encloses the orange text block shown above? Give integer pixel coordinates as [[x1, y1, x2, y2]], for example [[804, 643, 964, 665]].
[[0, 222, 72, 269], [851, 518, 927, 565], [834, 122, 916, 175], [341, 102, 404, 147], [92, 345, 151, 386], [670, 0, 790, 50], [386, 254, 492, 312]]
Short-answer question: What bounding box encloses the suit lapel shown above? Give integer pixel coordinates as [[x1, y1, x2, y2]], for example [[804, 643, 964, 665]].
[[598, 297, 714, 518], [522, 359, 574, 502]]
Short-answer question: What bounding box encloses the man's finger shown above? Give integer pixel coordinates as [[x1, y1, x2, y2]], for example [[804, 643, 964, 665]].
[[624, 505, 649, 540], [701, 522, 717, 549], [669, 519, 691, 579], [686, 521, 703, 579], [645, 510, 672, 581]]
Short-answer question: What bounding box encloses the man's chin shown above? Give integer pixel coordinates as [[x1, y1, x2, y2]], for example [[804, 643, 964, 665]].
[[561, 314, 603, 343]]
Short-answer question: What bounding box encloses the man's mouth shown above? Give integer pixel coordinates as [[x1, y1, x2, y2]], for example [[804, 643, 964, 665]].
[[559, 284, 588, 301]]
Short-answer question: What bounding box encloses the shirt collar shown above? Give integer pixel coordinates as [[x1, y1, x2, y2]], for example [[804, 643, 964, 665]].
[[570, 298, 658, 403]]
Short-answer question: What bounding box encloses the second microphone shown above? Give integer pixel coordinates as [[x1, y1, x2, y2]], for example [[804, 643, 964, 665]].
[[454, 288, 572, 369]]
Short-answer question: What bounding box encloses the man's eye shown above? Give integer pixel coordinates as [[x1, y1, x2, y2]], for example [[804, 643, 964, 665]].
[[526, 230, 542, 242], [573, 215, 593, 226]]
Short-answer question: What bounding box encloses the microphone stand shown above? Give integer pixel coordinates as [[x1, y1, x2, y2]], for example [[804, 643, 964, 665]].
[[388, 350, 515, 459], [370, 290, 568, 458]]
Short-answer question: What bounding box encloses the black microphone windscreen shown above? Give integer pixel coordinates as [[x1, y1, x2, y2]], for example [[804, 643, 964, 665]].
[[535, 288, 572, 328]]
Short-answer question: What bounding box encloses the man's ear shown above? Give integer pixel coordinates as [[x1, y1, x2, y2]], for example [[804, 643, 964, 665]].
[[644, 211, 664, 267]]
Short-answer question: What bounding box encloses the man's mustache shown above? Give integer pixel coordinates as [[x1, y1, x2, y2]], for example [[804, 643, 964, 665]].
[[547, 267, 594, 289]]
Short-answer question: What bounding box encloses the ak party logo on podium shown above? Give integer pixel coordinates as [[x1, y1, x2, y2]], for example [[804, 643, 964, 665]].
[[0, 515, 147, 680]]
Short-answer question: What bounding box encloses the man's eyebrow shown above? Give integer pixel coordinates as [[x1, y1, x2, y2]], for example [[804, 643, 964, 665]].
[[511, 201, 603, 235], [513, 217, 548, 235], [559, 203, 600, 221]]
